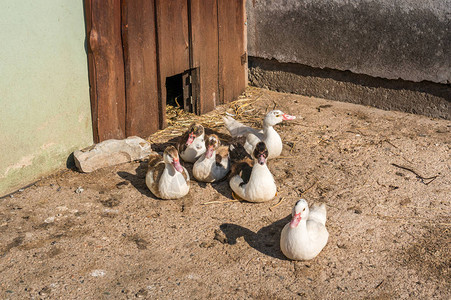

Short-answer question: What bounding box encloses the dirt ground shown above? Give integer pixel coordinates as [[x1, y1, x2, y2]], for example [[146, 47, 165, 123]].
[[0, 87, 449, 299]]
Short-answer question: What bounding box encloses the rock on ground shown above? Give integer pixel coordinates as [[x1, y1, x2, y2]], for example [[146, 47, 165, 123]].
[[74, 136, 153, 173]]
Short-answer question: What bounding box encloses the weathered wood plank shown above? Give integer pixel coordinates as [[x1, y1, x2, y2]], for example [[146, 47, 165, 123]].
[[218, 0, 246, 104], [122, 0, 160, 137], [84, 0, 99, 142], [156, 0, 190, 127], [190, 0, 219, 114], [86, 0, 126, 142]]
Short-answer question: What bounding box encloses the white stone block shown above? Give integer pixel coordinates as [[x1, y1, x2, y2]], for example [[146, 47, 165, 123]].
[[74, 136, 152, 173]]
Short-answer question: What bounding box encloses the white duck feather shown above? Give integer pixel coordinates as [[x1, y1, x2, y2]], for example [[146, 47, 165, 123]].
[[229, 142, 276, 202], [223, 110, 295, 159], [146, 146, 190, 199], [177, 123, 206, 163], [280, 199, 329, 260], [193, 134, 230, 182]]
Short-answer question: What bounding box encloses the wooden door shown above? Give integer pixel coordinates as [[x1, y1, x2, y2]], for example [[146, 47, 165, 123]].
[[85, 0, 246, 142], [85, 0, 126, 142], [155, 0, 191, 128], [191, 0, 219, 114], [218, 0, 247, 105], [121, 0, 160, 137]]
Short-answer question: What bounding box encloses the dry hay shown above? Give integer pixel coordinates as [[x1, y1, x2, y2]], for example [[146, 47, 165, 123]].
[[146, 88, 265, 144]]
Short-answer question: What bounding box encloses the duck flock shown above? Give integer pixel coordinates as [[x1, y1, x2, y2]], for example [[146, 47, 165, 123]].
[[145, 110, 329, 261]]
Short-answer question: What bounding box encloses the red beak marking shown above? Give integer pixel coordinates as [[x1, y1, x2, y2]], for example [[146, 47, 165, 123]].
[[289, 212, 302, 228], [186, 133, 195, 145], [282, 114, 296, 121], [206, 146, 215, 158], [172, 158, 184, 173]]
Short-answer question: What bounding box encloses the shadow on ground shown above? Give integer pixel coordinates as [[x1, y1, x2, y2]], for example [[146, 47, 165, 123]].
[[219, 214, 291, 260], [117, 161, 154, 198]]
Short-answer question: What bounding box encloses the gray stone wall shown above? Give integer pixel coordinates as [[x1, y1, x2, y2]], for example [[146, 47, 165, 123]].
[[247, 0, 451, 84]]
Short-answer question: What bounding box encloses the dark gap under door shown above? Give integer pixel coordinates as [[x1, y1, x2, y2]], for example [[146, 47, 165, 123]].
[[166, 73, 184, 109], [165, 68, 199, 113]]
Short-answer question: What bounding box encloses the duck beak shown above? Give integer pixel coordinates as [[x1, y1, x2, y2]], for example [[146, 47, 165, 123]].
[[186, 133, 195, 145], [289, 212, 302, 228], [172, 158, 184, 173], [206, 145, 215, 158], [282, 114, 296, 121], [257, 155, 266, 165]]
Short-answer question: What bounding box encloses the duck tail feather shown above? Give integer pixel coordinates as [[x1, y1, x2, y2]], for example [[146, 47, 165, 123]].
[[223, 116, 255, 137], [147, 153, 162, 169], [309, 203, 327, 225]]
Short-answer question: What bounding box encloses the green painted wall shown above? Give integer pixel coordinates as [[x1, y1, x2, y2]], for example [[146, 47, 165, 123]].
[[0, 1, 93, 196]]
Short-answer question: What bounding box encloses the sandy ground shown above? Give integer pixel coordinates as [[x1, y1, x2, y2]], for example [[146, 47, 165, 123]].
[[0, 88, 450, 299]]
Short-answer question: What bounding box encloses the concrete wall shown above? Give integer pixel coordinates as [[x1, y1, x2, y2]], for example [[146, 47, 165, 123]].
[[0, 1, 93, 196], [247, 0, 451, 84]]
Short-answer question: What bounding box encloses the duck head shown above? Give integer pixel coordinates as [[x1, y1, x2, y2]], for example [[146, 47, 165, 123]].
[[264, 110, 296, 127], [163, 146, 184, 173], [290, 199, 309, 228], [253, 142, 269, 165], [205, 134, 220, 159], [185, 123, 205, 146]]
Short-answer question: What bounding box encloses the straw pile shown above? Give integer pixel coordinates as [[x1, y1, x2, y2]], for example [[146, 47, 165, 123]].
[[146, 88, 265, 144]]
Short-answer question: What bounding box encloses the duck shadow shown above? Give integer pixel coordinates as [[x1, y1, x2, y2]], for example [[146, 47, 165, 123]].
[[219, 214, 292, 260], [210, 179, 233, 199], [150, 136, 179, 153], [117, 161, 156, 198], [186, 168, 233, 199]]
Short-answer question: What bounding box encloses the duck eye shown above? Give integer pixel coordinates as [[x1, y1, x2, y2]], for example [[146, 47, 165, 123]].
[[302, 208, 306, 211]]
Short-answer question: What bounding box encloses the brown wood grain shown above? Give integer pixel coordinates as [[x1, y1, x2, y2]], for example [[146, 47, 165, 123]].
[[218, 0, 246, 104], [84, 0, 246, 139], [84, 0, 98, 142], [122, 0, 160, 137], [190, 0, 219, 114], [156, 0, 190, 128], [86, 0, 126, 142]]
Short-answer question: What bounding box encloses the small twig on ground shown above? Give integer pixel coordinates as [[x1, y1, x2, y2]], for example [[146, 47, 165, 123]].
[[383, 139, 398, 149], [289, 142, 296, 154], [246, 256, 256, 266], [201, 199, 240, 205], [375, 280, 384, 289], [298, 181, 317, 197], [391, 163, 439, 185], [269, 197, 285, 211]]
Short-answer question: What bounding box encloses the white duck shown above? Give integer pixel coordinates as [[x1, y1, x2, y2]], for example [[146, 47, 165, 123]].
[[193, 134, 230, 182], [146, 146, 190, 199], [280, 199, 329, 260], [223, 110, 296, 159], [177, 123, 206, 163], [229, 142, 276, 202]]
